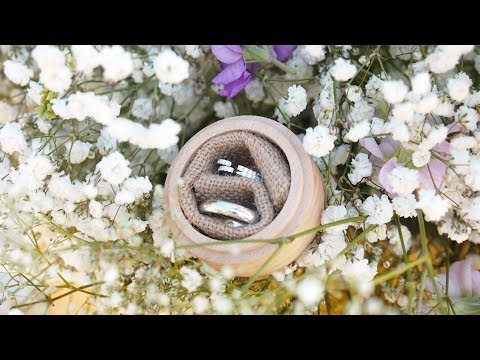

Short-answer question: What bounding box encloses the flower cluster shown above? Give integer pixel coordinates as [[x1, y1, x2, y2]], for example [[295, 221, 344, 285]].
[[1, 45, 480, 315]]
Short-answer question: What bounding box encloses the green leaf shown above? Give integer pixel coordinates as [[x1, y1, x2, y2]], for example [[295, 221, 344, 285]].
[[243, 45, 272, 63], [452, 297, 480, 315], [377, 99, 390, 117]]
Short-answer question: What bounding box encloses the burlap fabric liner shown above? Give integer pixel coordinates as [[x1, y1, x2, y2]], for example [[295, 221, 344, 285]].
[[177, 131, 291, 239]]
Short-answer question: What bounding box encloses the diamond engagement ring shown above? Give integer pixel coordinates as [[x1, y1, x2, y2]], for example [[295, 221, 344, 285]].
[[199, 199, 259, 224]]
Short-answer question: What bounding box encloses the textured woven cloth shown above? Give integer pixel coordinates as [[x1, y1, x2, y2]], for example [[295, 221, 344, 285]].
[[177, 131, 291, 239]]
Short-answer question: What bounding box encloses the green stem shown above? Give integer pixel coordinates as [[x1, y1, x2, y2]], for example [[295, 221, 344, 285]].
[[373, 255, 427, 286], [395, 214, 414, 315], [240, 243, 285, 294], [271, 58, 296, 75], [337, 224, 377, 258], [177, 216, 367, 249], [12, 281, 103, 309], [415, 269, 428, 314], [417, 209, 447, 315]]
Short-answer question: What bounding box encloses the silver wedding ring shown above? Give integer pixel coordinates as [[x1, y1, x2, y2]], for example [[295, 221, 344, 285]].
[[199, 199, 259, 224], [218, 165, 234, 175], [217, 159, 232, 167], [216, 158, 262, 181], [236, 165, 262, 181]]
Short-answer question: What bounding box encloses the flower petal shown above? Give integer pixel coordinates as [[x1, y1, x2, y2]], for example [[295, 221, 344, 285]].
[[447, 121, 464, 134], [427, 255, 480, 298], [378, 157, 399, 197], [273, 45, 297, 62], [418, 158, 448, 189], [378, 136, 399, 159], [432, 140, 450, 154], [217, 71, 252, 98], [211, 45, 243, 64], [360, 137, 386, 161], [212, 59, 246, 85]]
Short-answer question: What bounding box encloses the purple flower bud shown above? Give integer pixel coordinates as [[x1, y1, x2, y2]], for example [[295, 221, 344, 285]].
[[273, 45, 297, 62]]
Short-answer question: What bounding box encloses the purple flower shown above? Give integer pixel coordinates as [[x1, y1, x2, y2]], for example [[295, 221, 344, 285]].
[[211, 45, 297, 99], [273, 45, 297, 62], [211, 45, 252, 99]]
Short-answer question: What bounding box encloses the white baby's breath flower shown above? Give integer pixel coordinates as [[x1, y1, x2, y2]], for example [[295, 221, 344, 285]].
[[180, 267, 202, 292], [301, 45, 326, 65], [465, 156, 480, 191], [346, 85, 363, 103], [32, 45, 72, 92], [0, 101, 17, 124], [106, 117, 181, 150], [331, 58, 356, 81], [344, 120, 370, 142], [89, 200, 103, 218], [426, 45, 473, 74], [96, 151, 131, 185], [387, 166, 420, 195], [341, 259, 377, 296], [415, 93, 440, 114], [244, 78, 265, 103], [380, 80, 408, 104], [348, 153, 372, 185], [455, 105, 479, 131], [296, 277, 324, 307], [192, 295, 209, 314], [211, 295, 233, 314], [131, 98, 154, 121], [0, 122, 27, 154], [185, 45, 203, 58], [417, 189, 451, 222], [447, 72, 472, 102], [69, 140, 92, 164], [3, 60, 33, 86], [418, 125, 448, 151], [321, 205, 349, 234], [99, 45, 134, 83], [361, 194, 393, 225], [280, 85, 308, 117], [115, 189, 135, 205], [412, 149, 431, 168], [213, 101, 235, 118], [71, 45, 101, 76], [392, 193, 418, 218], [384, 117, 410, 143], [411, 72, 431, 96], [303, 125, 336, 158], [52, 91, 120, 126], [154, 48, 190, 84], [27, 81, 44, 106]]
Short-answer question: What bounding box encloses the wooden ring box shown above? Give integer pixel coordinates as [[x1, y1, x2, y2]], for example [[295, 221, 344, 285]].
[[164, 116, 325, 277]]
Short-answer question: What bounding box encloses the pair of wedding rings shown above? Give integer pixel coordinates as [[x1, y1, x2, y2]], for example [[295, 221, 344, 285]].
[[217, 159, 262, 181], [198, 159, 261, 228]]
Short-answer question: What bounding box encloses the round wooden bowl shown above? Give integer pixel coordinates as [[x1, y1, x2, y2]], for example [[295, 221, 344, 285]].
[[164, 115, 324, 277]]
